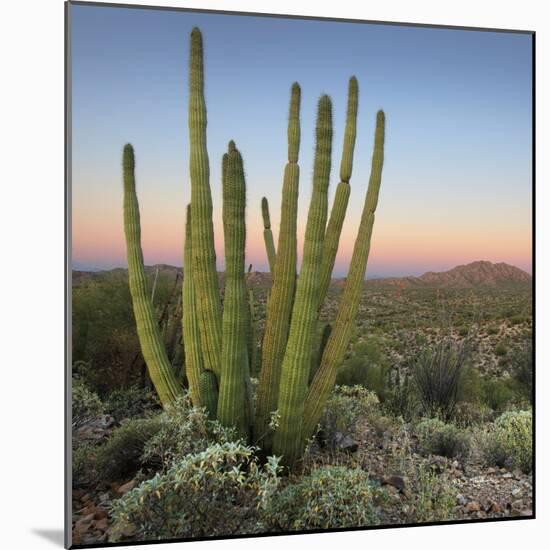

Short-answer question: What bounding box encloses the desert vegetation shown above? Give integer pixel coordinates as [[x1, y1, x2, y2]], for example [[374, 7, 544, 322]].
[[71, 27, 533, 546]]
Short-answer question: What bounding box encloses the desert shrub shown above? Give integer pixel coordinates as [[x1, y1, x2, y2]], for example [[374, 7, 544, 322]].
[[336, 338, 390, 396], [486, 325, 499, 335], [479, 378, 517, 412], [509, 342, 533, 402], [383, 371, 420, 421], [96, 417, 162, 481], [482, 410, 532, 473], [319, 386, 378, 448], [453, 401, 493, 427], [262, 466, 381, 531], [72, 378, 104, 428], [494, 342, 507, 357], [104, 385, 160, 422], [110, 443, 281, 541], [416, 418, 471, 459], [407, 465, 457, 523], [73, 442, 99, 487], [411, 337, 472, 420], [142, 394, 236, 471]]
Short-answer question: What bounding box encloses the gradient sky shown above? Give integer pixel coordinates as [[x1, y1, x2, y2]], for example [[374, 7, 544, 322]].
[[70, 4, 532, 277]]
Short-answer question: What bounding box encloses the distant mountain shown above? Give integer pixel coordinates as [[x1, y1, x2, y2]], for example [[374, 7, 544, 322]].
[[72, 260, 531, 289], [368, 261, 531, 289]]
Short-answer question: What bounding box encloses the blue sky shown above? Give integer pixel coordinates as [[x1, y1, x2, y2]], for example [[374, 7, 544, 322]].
[[71, 3, 532, 276]]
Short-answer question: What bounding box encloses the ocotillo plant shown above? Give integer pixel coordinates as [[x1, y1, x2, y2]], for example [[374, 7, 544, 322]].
[[121, 27, 386, 469]]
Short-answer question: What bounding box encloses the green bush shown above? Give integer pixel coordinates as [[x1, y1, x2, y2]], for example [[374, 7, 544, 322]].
[[72, 378, 104, 427], [416, 418, 471, 459], [110, 443, 281, 541], [104, 385, 160, 422], [479, 377, 517, 412], [494, 342, 507, 357], [96, 417, 162, 481], [482, 410, 532, 473], [336, 338, 390, 396], [509, 342, 533, 403], [142, 394, 236, 471], [73, 442, 99, 487], [320, 386, 378, 448], [407, 464, 457, 523], [262, 466, 381, 531]]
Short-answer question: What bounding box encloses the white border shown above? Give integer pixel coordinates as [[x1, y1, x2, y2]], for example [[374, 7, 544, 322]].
[[2, 1, 546, 549]]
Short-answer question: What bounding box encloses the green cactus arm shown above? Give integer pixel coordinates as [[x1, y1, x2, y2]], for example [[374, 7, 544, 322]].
[[188, 27, 223, 380], [303, 110, 385, 440], [261, 197, 277, 274], [309, 322, 332, 384], [122, 144, 182, 407], [318, 77, 358, 309], [182, 205, 204, 407], [254, 83, 301, 448], [217, 143, 249, 438], [199, 369, 219, 419], [273, 95, 333, 466]]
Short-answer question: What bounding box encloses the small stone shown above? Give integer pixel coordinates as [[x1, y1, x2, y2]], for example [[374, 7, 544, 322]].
[[118, 480, 136, 495], [511, 499, 523, 510], [490, 502, 502, 513], [122, 524, 136, 538], [94, 509, 108, 520], [502, 472, 513, 479], [511, 487, 522, 498], [98, 492, 110, 503], [456, 494, 467, 506], [94, 518, 108, 531], [382, 475, 406, 492], [466, 501, 480, 512], [486, 467, 496, 475], [520, 509, 533, 517]]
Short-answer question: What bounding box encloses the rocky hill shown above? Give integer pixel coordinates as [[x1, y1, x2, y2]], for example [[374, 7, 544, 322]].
[[73, 260, 531, 289]]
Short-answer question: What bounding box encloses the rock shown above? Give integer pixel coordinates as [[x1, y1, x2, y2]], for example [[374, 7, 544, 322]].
[[511, 487, 522, 498], [94, 518, 109, 531], [520, 509, 533, 517], [382, 475, 406, 492], [511, 499, 523, 511], [98, 492, 110, 503], [486, 467, 496, 475], [333, 432, 359, 453], [121, 524, 136, 538], [501, 472, 513, 479], [456, 494, 467, 506], [466, 501, 480, 512], [118, 480, 136, 495], [94, 509, 108, 520], [490, 502, 502, 513]]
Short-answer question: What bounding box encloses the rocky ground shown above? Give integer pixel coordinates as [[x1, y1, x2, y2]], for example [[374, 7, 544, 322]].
[[71, 410, 533, 545]]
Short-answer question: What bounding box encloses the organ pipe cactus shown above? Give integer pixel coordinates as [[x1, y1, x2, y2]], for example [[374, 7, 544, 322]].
[[272, 95, 333, 465], [217, 142, 249, 438], [318, 76, 358, 308], [121, 26, 386, 469], [303, 110, 386, 441], [182, 205, 203, 407], [255, 83, 301, 447], [122, 144, 182, 406], [189, 27, 223, 381], [261, 197, 277, 273]]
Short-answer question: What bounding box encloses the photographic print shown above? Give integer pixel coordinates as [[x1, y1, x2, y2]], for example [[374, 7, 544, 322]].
[[67, 1, 534, 547]]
